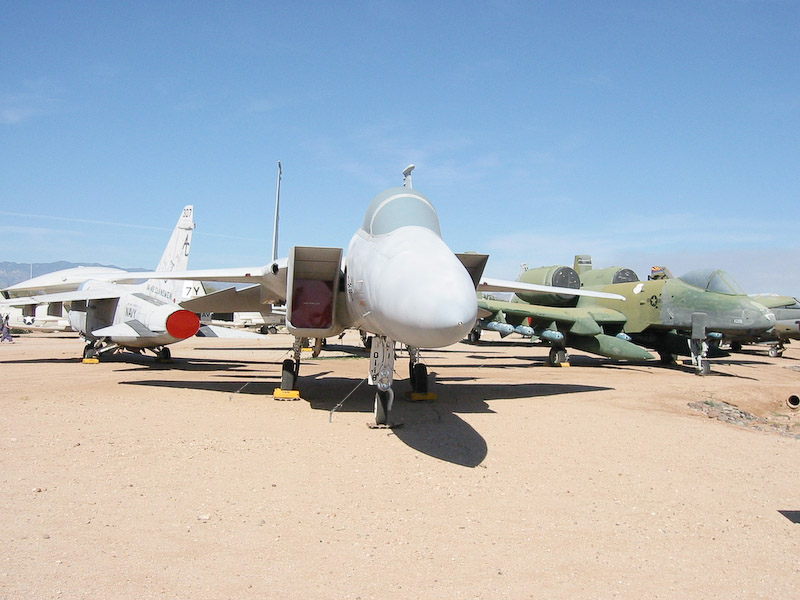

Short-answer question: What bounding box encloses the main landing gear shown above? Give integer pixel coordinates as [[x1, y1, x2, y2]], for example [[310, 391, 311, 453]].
[[279, 337, 303, 392], [279, 334, 432, 427], [547, 346, 569, 367], [768, 343, 785, 358], [83, 342, 99, 360], [408, 346, 428, 395]]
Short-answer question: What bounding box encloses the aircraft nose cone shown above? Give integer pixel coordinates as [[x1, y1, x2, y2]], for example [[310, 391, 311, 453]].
[[375, 238, 477, 348]]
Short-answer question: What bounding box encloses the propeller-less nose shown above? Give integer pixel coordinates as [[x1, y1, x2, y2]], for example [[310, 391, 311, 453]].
[[371, 232, 477, 348]]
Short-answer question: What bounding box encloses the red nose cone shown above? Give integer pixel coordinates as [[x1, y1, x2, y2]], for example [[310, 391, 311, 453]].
[[166, 309, 200, 339]]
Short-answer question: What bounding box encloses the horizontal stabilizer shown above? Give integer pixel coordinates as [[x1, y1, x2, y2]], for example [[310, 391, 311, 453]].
[[91, 320, 159, 338], [196, 325, 269, 339], [181, 285, 266, 313]]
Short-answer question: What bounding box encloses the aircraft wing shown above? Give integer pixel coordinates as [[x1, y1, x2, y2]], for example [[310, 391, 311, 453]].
[[479, 298, 628, 335], [90, 261, 289, 306], [478, 277, 626, 301], [750, 293, 798, 309], [180, 284, 270, 313], [478, 298, 653, 360], [0, 288, 124, 307], [196, 324, 269, 339]]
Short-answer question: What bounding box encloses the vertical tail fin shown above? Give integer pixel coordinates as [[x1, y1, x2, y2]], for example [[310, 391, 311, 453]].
[[156, 205, 195, 272], [573, 254, 593, 275], [145, 206, 196, 303]]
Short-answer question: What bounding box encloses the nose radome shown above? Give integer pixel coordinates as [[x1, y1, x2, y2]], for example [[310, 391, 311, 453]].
[[376, 241, 477, 348]]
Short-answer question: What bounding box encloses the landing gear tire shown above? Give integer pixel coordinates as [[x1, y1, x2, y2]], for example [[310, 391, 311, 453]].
[[156, 347, 171, 361], [659, 351, 677, 365], [410, 362, 428, 394], [374, 389, 393, 426], [699, 360, 711, 376], [281, 358, 298, 390], [730, 341, 742, 352], [548, 347, 568, 367], [468, 329, 480, 344], [768, 345, 782, 358], [83, 343, 97, 360], [360, 330, 372, 350]]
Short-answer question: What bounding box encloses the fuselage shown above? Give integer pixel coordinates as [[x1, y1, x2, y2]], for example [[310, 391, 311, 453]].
[[584, 278, 775, 336], [67, 280, 199, 348]]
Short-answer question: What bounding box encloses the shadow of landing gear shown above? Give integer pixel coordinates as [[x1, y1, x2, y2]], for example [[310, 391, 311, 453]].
[[120, 368, 612, 468]]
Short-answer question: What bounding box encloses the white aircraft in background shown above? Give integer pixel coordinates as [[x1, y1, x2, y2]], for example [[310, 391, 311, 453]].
[[2, 304, 71, 332], [1, 206, 202, 360], [113, 166, 623, 425], [3, 265, 135, 296]]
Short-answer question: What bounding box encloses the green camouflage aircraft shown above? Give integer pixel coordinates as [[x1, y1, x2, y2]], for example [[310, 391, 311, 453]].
[[574, 256, 777, 373], [472, 262, 654, 366], [717, 293, 800, 357], [473, 256, 776, 374]]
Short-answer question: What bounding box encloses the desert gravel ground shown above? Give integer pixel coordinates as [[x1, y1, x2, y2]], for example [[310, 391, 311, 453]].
[[1, 330, 799, 599]]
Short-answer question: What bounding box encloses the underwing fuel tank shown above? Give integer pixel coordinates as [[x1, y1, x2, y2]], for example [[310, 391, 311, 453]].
[[567, 333, 654, 361]]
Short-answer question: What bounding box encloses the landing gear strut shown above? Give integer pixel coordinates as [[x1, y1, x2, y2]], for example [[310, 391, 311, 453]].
[[689, 313, 711, 375], [281, 337, 304, 390], [369, 336, 395, 426]]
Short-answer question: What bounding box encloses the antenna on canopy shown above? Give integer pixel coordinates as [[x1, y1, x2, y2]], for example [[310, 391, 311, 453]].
[[402, 164, 415, 189], [271, 161, 282, 263]]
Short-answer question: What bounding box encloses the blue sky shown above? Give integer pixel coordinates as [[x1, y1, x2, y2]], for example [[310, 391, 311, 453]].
[[2, 1, 798, 294]]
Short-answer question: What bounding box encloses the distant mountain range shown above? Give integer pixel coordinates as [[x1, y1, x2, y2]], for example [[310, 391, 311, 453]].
[[0, 261, 144, 289]]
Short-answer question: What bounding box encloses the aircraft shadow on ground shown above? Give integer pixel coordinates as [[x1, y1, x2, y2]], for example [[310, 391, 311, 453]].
[[1, 357, 85, 365], [122, 370, 611, 468], [778, 510, 800, 524], [113, 356, 277, 372]]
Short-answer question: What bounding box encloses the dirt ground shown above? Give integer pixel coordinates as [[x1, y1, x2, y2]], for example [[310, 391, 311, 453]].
[[1, 330, 799, 599]]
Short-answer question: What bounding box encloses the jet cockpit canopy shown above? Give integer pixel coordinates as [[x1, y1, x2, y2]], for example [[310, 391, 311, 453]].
[[361, 188, 441, 237], [678, 269, 746, 296]]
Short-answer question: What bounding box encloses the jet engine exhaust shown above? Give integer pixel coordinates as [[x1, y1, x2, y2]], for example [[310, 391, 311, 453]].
[[166, 310, 201, 339]]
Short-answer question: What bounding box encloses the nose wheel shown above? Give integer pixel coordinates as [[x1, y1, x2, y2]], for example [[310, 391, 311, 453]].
[[409, 361, 428, 394], [373, 388, 394, 426]]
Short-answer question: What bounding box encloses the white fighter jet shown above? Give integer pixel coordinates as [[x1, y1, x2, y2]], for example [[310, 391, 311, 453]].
[[0, 206, 202, 360], [111, 166, 623, 424]]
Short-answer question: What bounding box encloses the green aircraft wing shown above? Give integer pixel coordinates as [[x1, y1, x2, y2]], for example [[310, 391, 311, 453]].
[[477, 297, 653, 361]]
